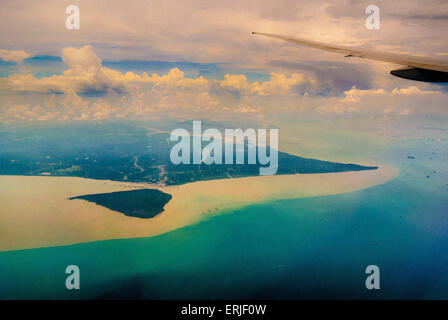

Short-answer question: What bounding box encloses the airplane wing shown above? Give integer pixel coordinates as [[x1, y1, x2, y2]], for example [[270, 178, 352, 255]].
[[252, 32, 448, 82]]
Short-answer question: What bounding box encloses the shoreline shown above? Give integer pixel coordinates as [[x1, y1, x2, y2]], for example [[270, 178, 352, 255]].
[[0, 165, 398, 252]]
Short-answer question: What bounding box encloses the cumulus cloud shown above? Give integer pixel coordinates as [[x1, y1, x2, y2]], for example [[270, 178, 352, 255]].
[[316, 85, 448, 115], [1, 45, 313, 97], [1, 46, 126, 94], [220, 74, 249, 90], [220, 73, 310, 95], [1, 44, 447, 124], [2, 80, 447, 124], [0, 49, 31, 64], [0, 45, 322, 122], [0, 45, 217, 95]]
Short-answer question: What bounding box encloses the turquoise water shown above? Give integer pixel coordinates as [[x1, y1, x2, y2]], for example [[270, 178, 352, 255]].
[[1, 122, 448, 299]]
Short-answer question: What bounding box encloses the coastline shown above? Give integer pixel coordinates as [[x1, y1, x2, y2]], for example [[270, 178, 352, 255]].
[[0, 165, 398, 252]]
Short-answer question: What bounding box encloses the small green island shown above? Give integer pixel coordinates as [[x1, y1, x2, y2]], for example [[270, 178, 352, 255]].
[[69, 189, 172, 218]]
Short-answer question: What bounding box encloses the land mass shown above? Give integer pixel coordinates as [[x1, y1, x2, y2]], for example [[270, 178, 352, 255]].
[[69, 189, 172, 218], [0, 122, 377, 186]]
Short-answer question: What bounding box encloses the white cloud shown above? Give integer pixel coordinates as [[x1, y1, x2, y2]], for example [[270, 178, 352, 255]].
[[1, 45, 314, 97], [0, 45, 323, 122], [0, 49, 31, 63], [1, 45, 125, 94], [316, 85, 448, 116], [220, 72, 310, 95], [1, 45, 447, 123]]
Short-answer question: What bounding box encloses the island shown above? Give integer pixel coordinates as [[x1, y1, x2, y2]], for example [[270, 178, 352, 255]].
[[69, 189, 172, 218]]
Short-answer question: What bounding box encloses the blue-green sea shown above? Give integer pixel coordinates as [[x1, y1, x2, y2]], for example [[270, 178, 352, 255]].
[[1, 117, 447, 299]]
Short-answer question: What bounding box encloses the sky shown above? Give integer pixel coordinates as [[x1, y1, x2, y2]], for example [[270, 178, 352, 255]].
[[0, 0, 447, 123]]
